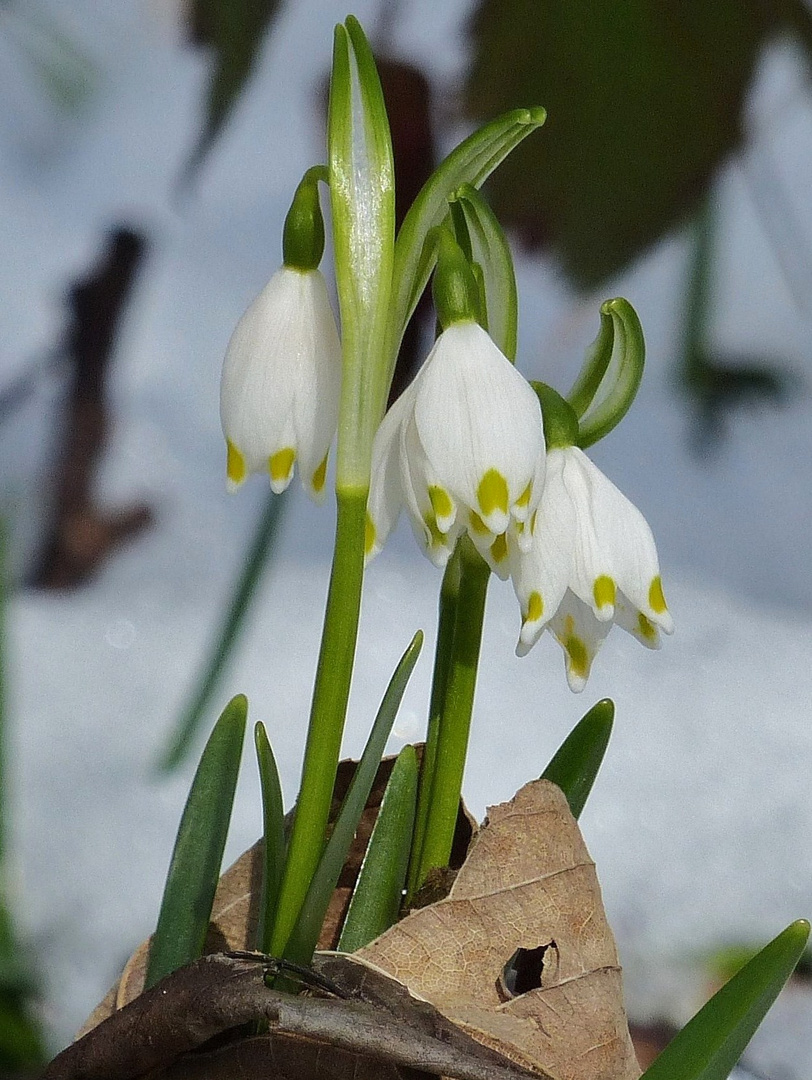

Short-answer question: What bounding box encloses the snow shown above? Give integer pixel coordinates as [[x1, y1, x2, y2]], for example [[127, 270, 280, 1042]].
[[1, 1, 811, 1071]]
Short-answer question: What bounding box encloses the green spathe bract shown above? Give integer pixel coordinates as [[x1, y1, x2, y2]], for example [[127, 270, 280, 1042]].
[[385, 106, 546, 385], [567, 297, 646, 448], [449, 183, 519, 360]]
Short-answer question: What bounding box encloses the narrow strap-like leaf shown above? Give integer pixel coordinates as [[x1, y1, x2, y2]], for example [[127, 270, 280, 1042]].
[[449, 183, 518, 361], [642, 919, 810, 1080], [338, 744, 419, 951], [386, 107, 546, 378], [254, 721, 286, 954], [541, 699, 614, 819], [283, 632, 423, 966], [572, 298, 645, 449], [146, 695, 247, 988]]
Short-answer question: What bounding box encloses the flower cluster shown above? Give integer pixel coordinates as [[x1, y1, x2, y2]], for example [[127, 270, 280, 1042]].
[[220, 224, 671, 691], [364, 322, 672, 690]]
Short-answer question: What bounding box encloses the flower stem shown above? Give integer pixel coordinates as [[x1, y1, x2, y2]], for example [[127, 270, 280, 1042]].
[[406, 546, 462, 900], [270, 486, 367, 956], [413, 537, 489, 889]]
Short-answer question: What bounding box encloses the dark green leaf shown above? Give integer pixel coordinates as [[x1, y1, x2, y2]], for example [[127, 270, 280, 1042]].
[[541, 698, 613, 819], [338, 744, 419, 951], [284, 632, 423, 966], [146, 694, 247, 988], [464, 0, 792, 288], [643, 920, 810, 1080], [254, 721, 286, 953]]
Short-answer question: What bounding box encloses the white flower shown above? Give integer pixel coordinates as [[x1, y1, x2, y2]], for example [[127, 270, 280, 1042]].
[[220, 266, 342, 502], [366, 320, 545, 570], [509, 445, 673, 691]]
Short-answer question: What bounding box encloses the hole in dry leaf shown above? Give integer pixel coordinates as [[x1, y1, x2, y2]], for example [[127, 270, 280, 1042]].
[[498, 941, 556, 999]]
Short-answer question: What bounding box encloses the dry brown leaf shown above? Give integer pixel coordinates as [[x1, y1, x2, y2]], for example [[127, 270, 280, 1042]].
[[358, 779, 640, 1080], [83, 754, 473, 1028]]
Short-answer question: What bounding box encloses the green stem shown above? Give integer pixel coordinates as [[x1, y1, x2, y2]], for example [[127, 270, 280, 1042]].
[[407, 547, 461, 899], [414, 538, 489, 888], [270, 488, 367, 956]]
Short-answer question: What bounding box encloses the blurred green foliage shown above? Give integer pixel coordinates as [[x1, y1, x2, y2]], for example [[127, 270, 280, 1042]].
[[185, 0, 283, 174], [464, 0, 812, 289]]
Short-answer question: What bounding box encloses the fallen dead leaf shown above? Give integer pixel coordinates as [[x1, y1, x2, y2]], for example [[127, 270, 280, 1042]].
[[81, 753, 473, 1031], [358, 779, 640, 1080]]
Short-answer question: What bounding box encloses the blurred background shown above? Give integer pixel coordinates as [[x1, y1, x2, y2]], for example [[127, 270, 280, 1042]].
[[1, 0, 812, 1074]]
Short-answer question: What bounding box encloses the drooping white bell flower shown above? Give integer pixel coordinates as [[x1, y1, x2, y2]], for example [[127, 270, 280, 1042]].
[[219, 266, 342, 502], [510, 443, 673, 691], [366, 319, 545, 570]]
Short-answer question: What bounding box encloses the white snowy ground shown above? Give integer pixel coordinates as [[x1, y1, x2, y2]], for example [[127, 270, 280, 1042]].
[[2, 2, 812, 1072]]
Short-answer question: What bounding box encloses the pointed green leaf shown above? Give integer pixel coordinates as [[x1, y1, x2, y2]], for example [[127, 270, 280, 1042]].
[[449, 183, 518, 361], [574, 298, 645, 449], [541, 699, 614, 819], [159, 492, 285, 773], [283, 632, 423, 966], [338, 744, 418, 951], [254, 721, 286, 954], [146, 695, 247, 988], [643, 920, 810, 1080], [385, 106, 546, 378]]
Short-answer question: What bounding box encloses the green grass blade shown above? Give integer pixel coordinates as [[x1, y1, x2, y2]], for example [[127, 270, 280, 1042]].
[[338, 744, 418, 951], [541, 698, 614, 819], [643, 920, 810, 1080], [283, 632, 423, 966], [146, 694, 247, 988], [254, 721, 286, 953], [159, 492, 285, 772]]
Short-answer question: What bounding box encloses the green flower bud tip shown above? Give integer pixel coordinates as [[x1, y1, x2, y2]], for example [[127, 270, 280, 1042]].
[[283, 175, 326, 272], [432, 230, 480, 330], [531, 382, 579, 448]]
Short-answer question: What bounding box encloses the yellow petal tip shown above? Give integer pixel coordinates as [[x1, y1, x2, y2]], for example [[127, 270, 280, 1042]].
[[226, 440, 247, 489]]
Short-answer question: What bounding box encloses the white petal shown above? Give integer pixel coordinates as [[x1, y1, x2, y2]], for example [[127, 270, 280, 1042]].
[[509, 473, 571, 654], [291, 271, 343, 502], [557, 447, 617, 621], [511, 444, 546, 526], [400, 413, 460, 569], [547, 591, 612, 692], [614, 593, 662, 650], [413, 322, 544, 535], [579, 448, 673, 633], [365, 384, 417, 562], [220, 268, 302, 474], [219, 267, 342, 500]]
